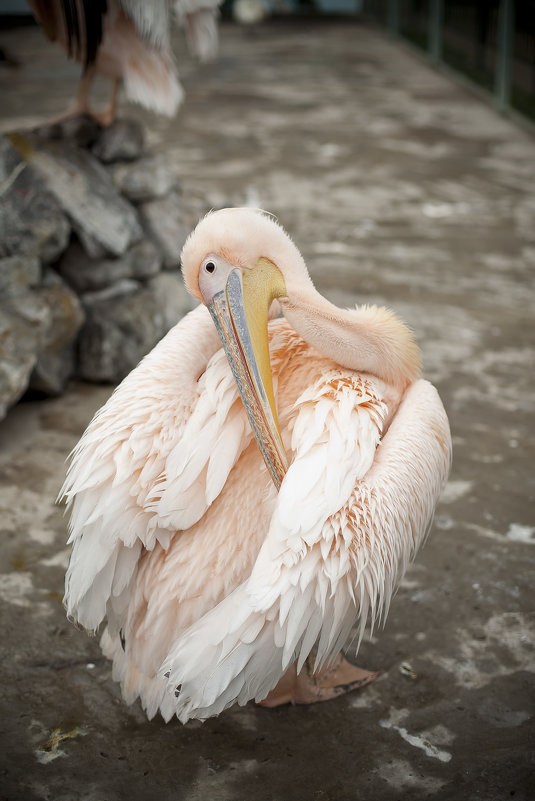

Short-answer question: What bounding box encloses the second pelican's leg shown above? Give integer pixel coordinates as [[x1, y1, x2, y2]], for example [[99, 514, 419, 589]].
[[92, 77, 121, 127], [48, 66, 96, 123], [48, 73, 120, 127], [258, 653, 378, 708]]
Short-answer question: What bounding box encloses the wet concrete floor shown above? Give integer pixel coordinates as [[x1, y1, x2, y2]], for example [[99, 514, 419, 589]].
[[0, 17, 534, 801]]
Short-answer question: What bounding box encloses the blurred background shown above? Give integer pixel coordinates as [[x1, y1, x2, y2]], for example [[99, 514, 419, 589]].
[[0, 3, 533, 801]]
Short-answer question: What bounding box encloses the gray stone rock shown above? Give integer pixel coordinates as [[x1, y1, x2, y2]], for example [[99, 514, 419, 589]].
[[147, 271, 197, 330], [92, 119, 145, 164], [14, 134, 143, 259], [139, 190, 193, 269], [82, 278, 141, 306], [0, 288, 51, 420], [0, 255, 41, 295], [78, 286, 158, 383], [4, 281, 52, 330], [0, 308, 41, 420], [112, 154, 178, 202], [29, 271, 85, 396], [57, 241, 131, 293], [77, 272, 192, 383], [29, 114, 102, 149], [0, 135, 70, 263], [58, 238, 162, 293], [0, 266, 85, 413], [126, 239, 162, 281]]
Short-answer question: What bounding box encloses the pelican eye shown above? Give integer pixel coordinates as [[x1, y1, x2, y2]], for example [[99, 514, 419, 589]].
[[205, 261, 216, 274]]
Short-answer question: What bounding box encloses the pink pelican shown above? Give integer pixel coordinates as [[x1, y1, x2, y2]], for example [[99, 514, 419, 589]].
[[27, 0, 221, 125], [62, 207, 451, 722]]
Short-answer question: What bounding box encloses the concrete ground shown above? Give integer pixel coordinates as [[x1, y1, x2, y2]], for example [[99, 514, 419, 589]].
[[1, 17, 534, 801]]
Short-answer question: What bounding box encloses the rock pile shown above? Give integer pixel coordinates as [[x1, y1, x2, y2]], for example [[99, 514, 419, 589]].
[[0, 116, 202, 421]]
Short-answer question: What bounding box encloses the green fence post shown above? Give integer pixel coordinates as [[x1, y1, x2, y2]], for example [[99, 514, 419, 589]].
[[387, 0, 399, 35], [495, 0, 514, 114], [429, 0, 444, 64]]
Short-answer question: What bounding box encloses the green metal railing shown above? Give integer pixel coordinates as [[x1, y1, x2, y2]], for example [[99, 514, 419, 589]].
[[364, 0, 535, 123]]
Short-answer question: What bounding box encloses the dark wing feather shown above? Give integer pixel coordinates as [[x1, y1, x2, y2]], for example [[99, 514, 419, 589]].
[[28, 0, 108, 69], [81, 0, 107, 67]]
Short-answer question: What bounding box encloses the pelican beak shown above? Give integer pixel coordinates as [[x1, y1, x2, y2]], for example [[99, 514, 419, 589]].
[[206, 258, 288, 490]]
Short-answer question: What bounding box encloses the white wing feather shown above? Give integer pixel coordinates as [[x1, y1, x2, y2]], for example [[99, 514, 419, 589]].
[[161, 378, 451, 722], [61, 305, 251, 632]]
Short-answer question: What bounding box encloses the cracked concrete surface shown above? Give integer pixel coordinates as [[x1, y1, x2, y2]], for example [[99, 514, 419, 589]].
[[0, 18, 534, 801]]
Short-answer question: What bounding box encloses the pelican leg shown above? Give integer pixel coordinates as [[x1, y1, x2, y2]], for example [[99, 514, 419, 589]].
[[257, 653, 378, 708], [47, 66, 96, 123], [91, 77, 121, 127], [48, 71, 120, 127]]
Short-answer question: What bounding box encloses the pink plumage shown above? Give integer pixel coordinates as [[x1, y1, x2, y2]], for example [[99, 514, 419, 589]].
[[62, 208, 451, 722]]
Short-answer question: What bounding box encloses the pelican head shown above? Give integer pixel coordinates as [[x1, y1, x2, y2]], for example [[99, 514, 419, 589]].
[[181, 207, 421, 491], [181, 208, 302, 490]]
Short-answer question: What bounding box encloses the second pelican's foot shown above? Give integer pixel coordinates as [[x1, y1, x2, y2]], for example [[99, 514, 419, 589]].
[[89, 106, 116, 128], [47, 103, 115, 128], [47, 105, 94, 126], [258, 653, 378, 708]]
